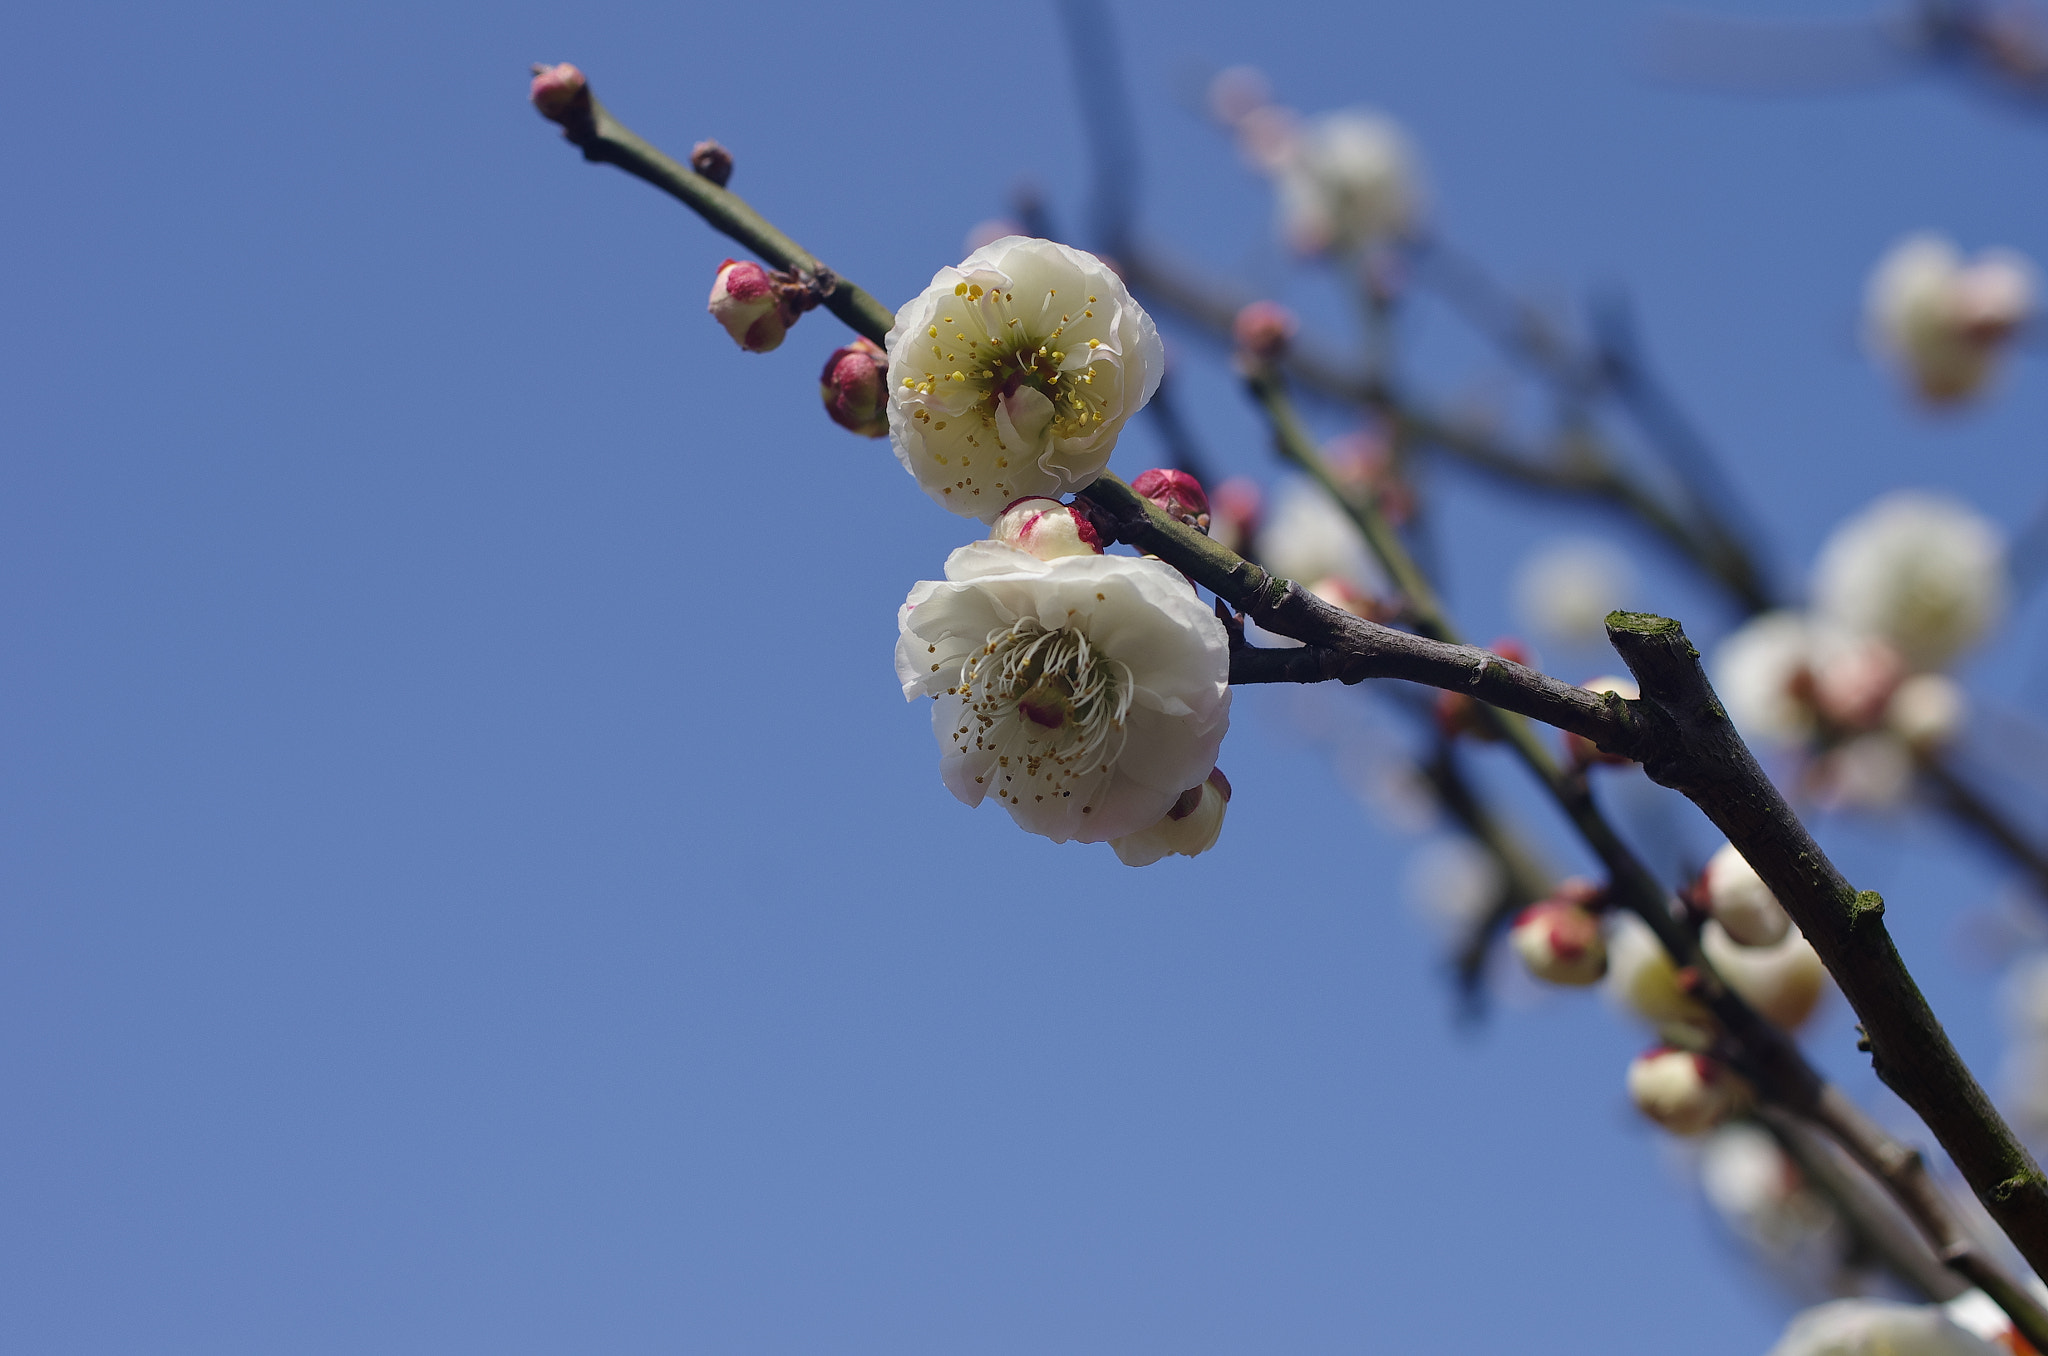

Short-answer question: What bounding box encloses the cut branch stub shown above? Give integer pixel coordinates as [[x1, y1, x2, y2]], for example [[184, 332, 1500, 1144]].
[[1603, 609, 2048, 1279]]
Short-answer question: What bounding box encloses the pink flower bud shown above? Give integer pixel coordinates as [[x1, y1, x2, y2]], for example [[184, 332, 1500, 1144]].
[[529, 63, 588, 124], [690, 139, 734, 187], [1510, 893, 1608, 987], [1233, 300, 1297, 362], [1130, 468, 1211, 527], [818, 337, 889, 437], [1700, 843, 1789, 948], [708, 259, 790, 353], [991, 497, 1104, 561], [1628, 1048, 1746, 1135], [1111, 769, 1231, 867]]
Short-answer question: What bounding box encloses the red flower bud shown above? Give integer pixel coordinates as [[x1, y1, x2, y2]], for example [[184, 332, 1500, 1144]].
[[1130, 468, 1211, 527], [1233, 300, 1297, 362], [691, 140, 734, 187], [819, 337, 889, 437], [709, 259, 791, 353], [529, 63, 589, 125]]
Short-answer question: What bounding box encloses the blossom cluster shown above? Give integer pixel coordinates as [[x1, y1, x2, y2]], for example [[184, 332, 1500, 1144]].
[[1715, 492, 2005, 809]]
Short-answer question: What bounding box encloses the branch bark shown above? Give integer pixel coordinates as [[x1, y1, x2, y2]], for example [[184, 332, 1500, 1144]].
[[1606, 611, 2048, 1290]]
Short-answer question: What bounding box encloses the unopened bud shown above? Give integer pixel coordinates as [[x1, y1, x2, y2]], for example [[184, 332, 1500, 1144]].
[[1233, 301, 1297, 363], [689, 139, 734, 187], [1628, 1047, 1747, 1135], [991, 497, 1104, 561], [1510, 888, 1608, 987], [1700, 842, 1790, 948], [1885, 672, 1966, 751], [1131, 467, 1211, 528], [1112, 769, 1232, 867], [1606, 912, 1711, 1030], [819, 337, 889, 437], [1703, 921, 1828, 1030], [709, 259, 790, 353], [529, 63, 589, 124], [1564, 675, 1638, 768]]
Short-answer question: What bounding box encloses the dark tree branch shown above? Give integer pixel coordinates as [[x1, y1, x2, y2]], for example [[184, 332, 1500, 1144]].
[[1607, 611, 2048, 1290]]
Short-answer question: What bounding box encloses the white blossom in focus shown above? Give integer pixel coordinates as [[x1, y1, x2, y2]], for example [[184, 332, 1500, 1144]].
[[1703, 842, 1791, 948], [1703, 920, 1829, 1031], [1812, 491, 2006, 671], [885, 237, 1165, 521], [1768, 1300, 2004, 1356], [1259, 478, 1390, 601], [1272, 109, 1422, 256], [896, 542, 1229, 844], [1716, 611, 1820, 746], [1866, 233, 2036, 404], [1110, 768, 1231, 867], [1514, 537, 1636, 646]]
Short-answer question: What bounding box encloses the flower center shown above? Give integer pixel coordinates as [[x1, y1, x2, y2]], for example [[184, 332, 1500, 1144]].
[[902, 282, 1115, 449], [959, 617, 1133, 793]]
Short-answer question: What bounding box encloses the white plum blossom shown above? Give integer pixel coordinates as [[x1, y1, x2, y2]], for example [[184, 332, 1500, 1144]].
[[1866, 233, 2036, 404], [885, 237, 1165, 521], [1403, 835, 1505, 938], [1110, 768, 1231, 867], [1513, 537, 1637, 646], [1271, 109, 1423, 256], [1812, 491, 2006, 671], [896, 542, 1230, 844], [1768, 1300, 2005, 1356]]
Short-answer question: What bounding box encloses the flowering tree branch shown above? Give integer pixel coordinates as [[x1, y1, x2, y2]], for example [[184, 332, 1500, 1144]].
[[535, 72, 894, 347], [531, 68, 2048, 1342]]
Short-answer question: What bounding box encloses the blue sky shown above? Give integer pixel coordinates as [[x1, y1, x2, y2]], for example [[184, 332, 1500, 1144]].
[[6, 1, 2047, 1351]]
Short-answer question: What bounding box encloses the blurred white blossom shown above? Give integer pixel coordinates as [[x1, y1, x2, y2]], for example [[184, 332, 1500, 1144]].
[[1703, 842, 1791, 948], [1258, 478, 1391, 601], [1866, 233, 2035, 405], [1698, 1123, 1843, 1267], [1812, 491, 2006, 671], [896, 542, 1229, 844], [1514, 537, 1637, 646], [1768, 1299, 2004, 1356], [1268, 109, 1423, 256], [886, 237, 1164, 520], [1702, 921, 1829, 1031]]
